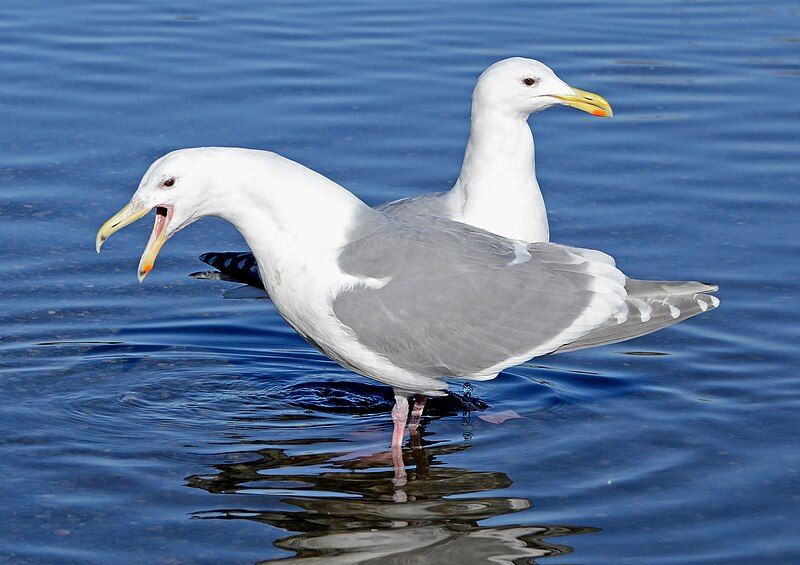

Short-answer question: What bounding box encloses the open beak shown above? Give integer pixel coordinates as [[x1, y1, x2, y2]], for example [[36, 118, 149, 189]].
[[554, 87, 613, 117], [96, 202, 174, 282]]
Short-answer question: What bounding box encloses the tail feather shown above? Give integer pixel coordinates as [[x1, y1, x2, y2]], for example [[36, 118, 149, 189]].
[[555, 278, 719, 354]]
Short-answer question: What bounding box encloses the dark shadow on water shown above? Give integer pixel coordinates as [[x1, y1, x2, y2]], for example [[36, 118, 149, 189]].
[[186, 382, 598, 563], [274, 380, 490, 416]]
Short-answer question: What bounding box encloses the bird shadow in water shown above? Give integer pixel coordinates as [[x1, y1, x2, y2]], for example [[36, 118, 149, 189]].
[[186, 381, 598, 563]]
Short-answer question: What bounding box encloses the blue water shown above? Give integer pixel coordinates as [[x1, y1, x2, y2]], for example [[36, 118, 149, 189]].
[[1, 1, 799, 562]]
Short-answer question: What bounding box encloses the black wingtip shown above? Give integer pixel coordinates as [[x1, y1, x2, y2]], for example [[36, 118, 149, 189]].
[[196, 251, 265, 289]]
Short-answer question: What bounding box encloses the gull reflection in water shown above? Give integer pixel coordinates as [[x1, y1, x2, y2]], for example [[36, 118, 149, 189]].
[[187, 425, 596, 563]]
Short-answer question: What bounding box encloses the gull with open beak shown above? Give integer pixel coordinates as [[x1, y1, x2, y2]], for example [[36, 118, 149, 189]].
[[96, 185, 178, 281], [95, 147, 719, 493]]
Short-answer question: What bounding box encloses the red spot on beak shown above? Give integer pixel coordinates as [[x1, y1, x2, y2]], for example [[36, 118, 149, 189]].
[[592, 109, 607, 117], [141, 264, 152, 274]]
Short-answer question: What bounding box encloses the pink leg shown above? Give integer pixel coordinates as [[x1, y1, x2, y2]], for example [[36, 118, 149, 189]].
[[391, 396, 409, 488], [407, 395, 427, 432], [391, 396, 409, 449]]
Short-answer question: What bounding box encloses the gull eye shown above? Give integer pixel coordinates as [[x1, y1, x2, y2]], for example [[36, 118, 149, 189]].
[[522, 77, 539, 86], [162, 177, 176, 188]]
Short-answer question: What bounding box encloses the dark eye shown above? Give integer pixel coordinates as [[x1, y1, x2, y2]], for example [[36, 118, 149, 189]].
[[162, 177, 175, 188], [522, 77, 539, 86]]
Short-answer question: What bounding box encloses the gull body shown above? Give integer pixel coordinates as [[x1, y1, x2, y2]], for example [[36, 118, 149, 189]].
[[97, 148, 719, 488]]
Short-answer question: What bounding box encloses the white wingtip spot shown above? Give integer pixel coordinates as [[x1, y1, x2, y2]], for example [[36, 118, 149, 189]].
[[668, 304, 680, 319], [710, 296, 720, 308], [697, 299, 708, 312], [629, 298, 652, 322], [613, 302, 629, 324]]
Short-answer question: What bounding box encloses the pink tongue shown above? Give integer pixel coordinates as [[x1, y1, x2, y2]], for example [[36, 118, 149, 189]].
[[147, 211, 165, 244], [143, 210, 167, 256]]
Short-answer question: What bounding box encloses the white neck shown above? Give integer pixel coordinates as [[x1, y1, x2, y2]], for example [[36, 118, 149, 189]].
[[199, 152, 378, 286], [448, 104, 549, 242], [185, 150, 387, 358]]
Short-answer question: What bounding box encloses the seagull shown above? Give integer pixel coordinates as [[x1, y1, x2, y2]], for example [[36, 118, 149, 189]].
[[97, 148, 719, 484], [193, 57, 612, 288], [377, 56, 612, 242]]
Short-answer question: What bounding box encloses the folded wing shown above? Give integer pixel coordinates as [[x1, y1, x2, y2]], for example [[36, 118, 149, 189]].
[[332, 220, 627, 380]]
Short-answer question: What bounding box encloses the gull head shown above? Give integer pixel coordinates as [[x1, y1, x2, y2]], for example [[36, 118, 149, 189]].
[[95, 148, 231, 282], [96, 147, 358, 282], [473, 57, 612, 118]]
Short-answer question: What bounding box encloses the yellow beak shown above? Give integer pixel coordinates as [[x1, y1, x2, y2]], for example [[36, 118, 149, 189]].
[[96, 202, 172, 282], [554, 87, 613, 117], [96, 202, 149, 253]]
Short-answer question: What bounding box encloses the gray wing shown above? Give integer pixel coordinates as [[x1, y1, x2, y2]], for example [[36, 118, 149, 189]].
[[333, 219, 626, 379]]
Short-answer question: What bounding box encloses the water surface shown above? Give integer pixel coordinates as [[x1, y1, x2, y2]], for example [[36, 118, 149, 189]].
[[1, 1, 799, 562]]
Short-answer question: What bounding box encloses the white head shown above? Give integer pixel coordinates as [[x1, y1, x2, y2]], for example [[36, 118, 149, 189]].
[[95, 147, 362, 281], [94, 148, 236, 281], [473, 57, 612, 118]]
